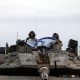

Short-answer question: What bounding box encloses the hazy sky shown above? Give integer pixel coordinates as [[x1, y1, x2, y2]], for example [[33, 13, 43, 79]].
[[0, 0, 80, 49]]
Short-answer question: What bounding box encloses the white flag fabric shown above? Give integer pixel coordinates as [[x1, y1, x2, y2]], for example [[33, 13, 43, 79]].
[[27, 39, 37, 48], [26, 37, 56, 48], [36, 37, 56, 48]]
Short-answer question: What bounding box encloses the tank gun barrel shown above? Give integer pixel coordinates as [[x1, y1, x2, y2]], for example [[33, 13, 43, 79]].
[[37, 46, 50, 80], [39, 67, 49, 80]]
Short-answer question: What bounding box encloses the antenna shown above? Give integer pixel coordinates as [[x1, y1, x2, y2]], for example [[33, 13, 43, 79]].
[[17, 32, 18, 40], [35, 10, 39, 38], [78, 41, 80, 56]]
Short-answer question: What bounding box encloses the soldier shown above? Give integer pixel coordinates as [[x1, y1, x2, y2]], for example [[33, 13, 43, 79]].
[[52, 33, 63, 51], [26, 31, 37, 51]]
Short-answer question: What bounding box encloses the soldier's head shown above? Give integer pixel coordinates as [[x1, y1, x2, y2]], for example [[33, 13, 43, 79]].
[[52, 33, 59, 40], [28, 31, 36, 39]]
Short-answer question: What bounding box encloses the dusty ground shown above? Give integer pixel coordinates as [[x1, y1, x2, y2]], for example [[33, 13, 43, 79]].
[[0, 76, 80, 80]]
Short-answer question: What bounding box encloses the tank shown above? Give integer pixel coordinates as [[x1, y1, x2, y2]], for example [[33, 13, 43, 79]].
[[0, 39, 80, 80]]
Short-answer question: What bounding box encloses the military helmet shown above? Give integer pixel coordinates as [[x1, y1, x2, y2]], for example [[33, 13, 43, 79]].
[[52, 33, 59, 40], [28, 31, 36, 39]]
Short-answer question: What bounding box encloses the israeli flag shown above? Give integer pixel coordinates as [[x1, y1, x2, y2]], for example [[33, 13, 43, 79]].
[[36, 37, 56, 48]]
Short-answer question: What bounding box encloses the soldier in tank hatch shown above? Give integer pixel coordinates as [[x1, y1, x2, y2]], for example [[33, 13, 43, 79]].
[[26, 31, 37, 49], [52, 33, 63, 51]]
